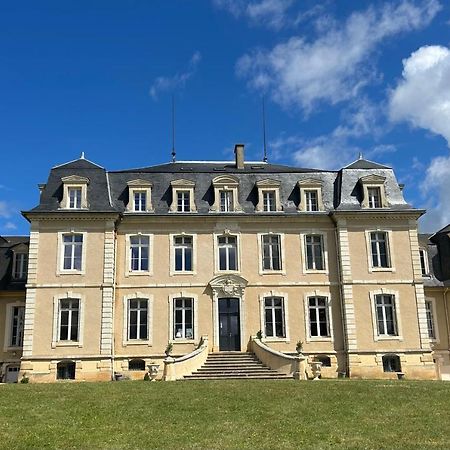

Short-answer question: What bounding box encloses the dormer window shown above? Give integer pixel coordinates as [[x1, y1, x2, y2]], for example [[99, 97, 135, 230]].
[[297, 179, 324, 212], [360, 175, 388, 209], [12, 252, 28, 280], [419, 248, 429, 277], [126, 179, 153, 213], [255, 179, 282, 213], [170, 180, 196, 213], [61, 175, 89, 210], [210, 176, 242, 213]]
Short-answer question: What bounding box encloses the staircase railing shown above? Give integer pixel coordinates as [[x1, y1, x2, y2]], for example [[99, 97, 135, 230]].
[[163, 335, 209, 381], [251, 336, 306, 380]]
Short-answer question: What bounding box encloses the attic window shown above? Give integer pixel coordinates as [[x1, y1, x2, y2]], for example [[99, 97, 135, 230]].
[[12, 252, 28, 280], [169, 179, 197, 213], [360, 175, 388, 209], [126, 179, 153, 213], [255, 179, 282, 213], [60, 175, 89, 210], [209, 175, 243, 213], [297, 179, 324, 212]]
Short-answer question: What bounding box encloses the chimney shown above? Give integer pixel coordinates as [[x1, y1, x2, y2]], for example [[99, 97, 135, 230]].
[[234, 144, 245, 169]]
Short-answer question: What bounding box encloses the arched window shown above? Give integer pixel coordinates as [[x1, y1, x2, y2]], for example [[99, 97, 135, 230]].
[[315, 355, 331, 367], [382, 354, 401, 373], [57, 360, 76, 380], [129, 359, 146, 371]]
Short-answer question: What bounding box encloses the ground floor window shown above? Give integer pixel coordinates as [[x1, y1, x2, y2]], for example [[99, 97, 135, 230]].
[[264, 297, 285, 338], [128, 359, 146, 371], [57, 360, 76, 380], [382, 354, 401, 372], [315, 355, 331, 367], [173, 298, 194, 340]]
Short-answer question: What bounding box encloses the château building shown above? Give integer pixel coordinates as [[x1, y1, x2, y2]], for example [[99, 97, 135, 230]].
[[2, 144, 449, 382]]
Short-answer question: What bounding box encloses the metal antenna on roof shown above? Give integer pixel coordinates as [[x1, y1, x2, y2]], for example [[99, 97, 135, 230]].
[[171, 94, 176, 163], [262, 96, 268, 163]]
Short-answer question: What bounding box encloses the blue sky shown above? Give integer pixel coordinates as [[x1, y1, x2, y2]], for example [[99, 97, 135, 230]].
[[1, 0, 450, 234]]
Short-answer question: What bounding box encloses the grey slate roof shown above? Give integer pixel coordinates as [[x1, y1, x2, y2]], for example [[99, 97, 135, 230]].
[[0, 236, 29, 291], [344, 158, 391, 170]]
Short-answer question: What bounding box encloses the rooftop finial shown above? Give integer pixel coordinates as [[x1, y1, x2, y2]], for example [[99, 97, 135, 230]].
[[358, 152, 363, 160], [171, 95, 176, 163], [80, 151, 85, 159], [262, 96, 268, 163]]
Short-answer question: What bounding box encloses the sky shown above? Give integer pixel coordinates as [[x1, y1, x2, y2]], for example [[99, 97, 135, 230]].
[[1, 0, 450, 235]]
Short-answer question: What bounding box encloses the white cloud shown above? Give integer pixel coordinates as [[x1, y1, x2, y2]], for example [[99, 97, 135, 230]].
[[0, 201, 11, 219], [149, 52, 202, 99], [237, 0, 441, 112]]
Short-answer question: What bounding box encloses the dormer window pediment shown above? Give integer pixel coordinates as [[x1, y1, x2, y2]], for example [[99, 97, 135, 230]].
[[210, 175, 242, 213], [60, 175, 89, 210], [360, 175, 388, 209], [255, 179, 282, 212], [126, 179, 153, 212], [297, 179, 324, 212], [170, 179, 197, 213]]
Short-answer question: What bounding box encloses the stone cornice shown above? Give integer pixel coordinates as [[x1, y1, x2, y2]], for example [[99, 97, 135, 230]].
[[22, 212, 120, 222], [331, 209, 425, 221]]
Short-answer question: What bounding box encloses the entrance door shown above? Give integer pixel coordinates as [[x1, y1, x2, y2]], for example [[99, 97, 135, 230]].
[[219, 298, 240, 351]]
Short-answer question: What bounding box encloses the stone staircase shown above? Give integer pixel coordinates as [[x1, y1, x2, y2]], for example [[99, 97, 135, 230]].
[[183, 352, 293, 380]]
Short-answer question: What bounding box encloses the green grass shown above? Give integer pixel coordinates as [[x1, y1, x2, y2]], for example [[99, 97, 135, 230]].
[[1, 380, 450, 449]]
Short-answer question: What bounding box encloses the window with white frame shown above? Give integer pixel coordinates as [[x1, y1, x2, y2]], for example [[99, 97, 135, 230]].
[[174, 236, 193, 272], [263, 191, 276, 212], [375, 294, 397, 336], [9, 306, 25, 347], [308, 297, 330, 338], [367, 187, 381, 208], [304, 234, 324, 270], [261, 234, 282, 271], [419, 249, 429, 276], [133, 191, 147, 212], [425, 300, 436, 340], [298, 179, 324, 212], [62, 234, 83, 271], [68, 187, 82, 209], [173, 298, 194, 340], [60, 175, 89, 209], [58, 299, 80, 342], [264, 297, 285, 338], [220, 190, 233, 212], [370, 231, 390, 268], [218, 235, 238, 271], [128, 299, 148, 340], [305, 190, 319, 212], [255, 179, 281, 212], [126, 179, 153, 212], [12, 252, 28, 279], [177, 191, 191, 212], [210, 175, 242, 213], [130, 235, 149, 272]]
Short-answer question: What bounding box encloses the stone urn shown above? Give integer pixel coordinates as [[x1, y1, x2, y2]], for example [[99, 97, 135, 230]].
[[147, 363, 160, 382], [311, 361, 322, 380]]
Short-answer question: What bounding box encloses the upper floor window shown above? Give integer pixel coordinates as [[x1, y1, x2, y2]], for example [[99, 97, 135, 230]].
[[425, 300, 436, 340], [60, 175, 89, 210], [419, 248, 429, 277], [367, 187, 381, 208], [12, 252, 28, 280], [173, 297, 194, 340], [220, 190, 233, 212], [9, 306, 25, 347], [308, 296, 330, 338], [370, 231, 390, 268], [174, 236, 193, 272], [126, 179, 153, 213], [297, 179, 324, 212], [255, 179, 282, 212], [130, 235, 149, 272], [170, 179, 196, 213], [59, 298, 80, 342], [264, 297, 285, 338], [375, 294, 397, 336], [218, 235, 238, 271], [360, 175, 388, 209], [210, 175, 242, 213], [63, 234, 83, 271], [304, 234, 325, 271], [305, 190, 319, 211], [263, 191, 276, 212], [261, 234, 282, 271], [128, 299, 148, 341]]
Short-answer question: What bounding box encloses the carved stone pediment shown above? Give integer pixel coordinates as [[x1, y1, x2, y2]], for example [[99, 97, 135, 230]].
[[359, 174, 386, 184], [209, 274, 248, 298], [61, 175, 89, 184]]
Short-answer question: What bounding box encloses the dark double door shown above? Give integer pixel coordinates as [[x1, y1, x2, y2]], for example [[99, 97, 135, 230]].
[[219, 298, 241, 351]]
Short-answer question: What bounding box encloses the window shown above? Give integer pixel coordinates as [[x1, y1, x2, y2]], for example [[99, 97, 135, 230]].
[[305, 235, 324, 270], [375, 294, 397, 336], [218, 236, 238, 271], [173, 298, 194, 340], [63, 234, 83, 271], [425, 300, 436, 340], [262, 234, 282, 271], [220, 190, 233, 212], [61, 175, 89, 209], [133, 191, 147, 212], [382, 354, 401, 373], [177, 191, 190, 212], [12, 252, 28, 279], [130, 235, 149, 272], [126, 179, 153, 212], [129, 359, 146, 371], [174, 236, 193, 272], [57, 361, 76, 380], [263, 191, 276, 212], [419, 249, 429, 276], [68, 187, 82, 209], [308, 297, 330, 338], [128, 299, 148, 340], [58, 299, 80, 341], [10, 306, 25, 347], [367, 187, 381, 208], [264, 297, 285, 338], [370, 232, 390, 268], [305, 190, 319, 211], [315, 355, 331, 367]]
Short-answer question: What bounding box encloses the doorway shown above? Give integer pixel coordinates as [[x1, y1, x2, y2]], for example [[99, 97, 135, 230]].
[[218, 298, 241, 351]]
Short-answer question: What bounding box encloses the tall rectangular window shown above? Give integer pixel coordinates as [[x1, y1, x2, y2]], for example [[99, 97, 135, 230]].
[[263, 191, 276, 212], [174, 236, 193, 272], [13, 253, 28, 279], [305, 190, 319, 211], [370, 232, 390, 268], [174, 298, 194, 339], [177, 191, 190, 212], [264, 297, 285, 338], [308, 297, 330, 337], [128, 299, 148, 340], [63, 234, 83, 271], [305, 235, 324, 270], [218, 236, 237, 271], [367, 187, 381, 208], [59, 299, 80, 341], [68, 187, 82, 209], [262, 234, 281, 270], [425, 300, 435, 340], [419, 249, 429, 276], [375, 294, 397, 336], [10, 306, 25, 347], [220, 190, 233, 212], [133, 191, 147, 212], [130, 235, 149, 271]]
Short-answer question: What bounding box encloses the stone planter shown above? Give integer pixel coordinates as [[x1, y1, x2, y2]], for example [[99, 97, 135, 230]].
[[147, 364, 160, 382]]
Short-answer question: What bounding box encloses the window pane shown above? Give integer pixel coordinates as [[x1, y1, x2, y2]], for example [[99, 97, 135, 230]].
[[228, 247, 236, 270], [185, 248, 192, 271]]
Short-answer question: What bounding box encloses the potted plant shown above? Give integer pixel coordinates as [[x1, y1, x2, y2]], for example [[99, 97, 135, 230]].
[[296, 340, 304, 354], [165, 342, 173, 357], [256, 330, 263, 340]]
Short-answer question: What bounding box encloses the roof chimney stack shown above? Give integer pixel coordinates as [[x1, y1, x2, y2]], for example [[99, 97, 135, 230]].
[[234, 144, 245, 169]]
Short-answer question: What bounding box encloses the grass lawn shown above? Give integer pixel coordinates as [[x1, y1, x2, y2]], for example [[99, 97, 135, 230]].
[[1, 380, 450, 449]]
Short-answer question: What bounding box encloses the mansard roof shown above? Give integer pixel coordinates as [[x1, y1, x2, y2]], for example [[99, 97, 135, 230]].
[[344, 158, 391, 170]]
